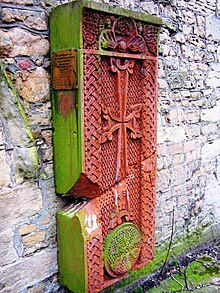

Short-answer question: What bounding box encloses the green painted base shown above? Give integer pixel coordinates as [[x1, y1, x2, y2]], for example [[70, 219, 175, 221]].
[[57, 203, 87, 293]]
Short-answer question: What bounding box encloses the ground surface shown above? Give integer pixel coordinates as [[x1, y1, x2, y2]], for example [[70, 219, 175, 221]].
[[131, 241, 220, 293]]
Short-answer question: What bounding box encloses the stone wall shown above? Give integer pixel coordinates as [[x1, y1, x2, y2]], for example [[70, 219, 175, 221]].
[[0, 0, 219, 292]]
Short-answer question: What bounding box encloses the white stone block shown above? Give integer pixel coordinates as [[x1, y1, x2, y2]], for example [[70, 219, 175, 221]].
[[206, 15, 220, 41], [0, 183, 42, 229], [202, 139, 220, 162], [0, 150, 10, 186], [201, 101, 220, 122]]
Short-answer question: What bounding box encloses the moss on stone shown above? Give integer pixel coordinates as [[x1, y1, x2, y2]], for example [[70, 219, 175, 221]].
[[0, 62, 38, 178], [102, 224, 219, 292], [146, 255, 219, 292]]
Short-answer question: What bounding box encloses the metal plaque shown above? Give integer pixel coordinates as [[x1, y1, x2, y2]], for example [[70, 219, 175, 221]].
[[52, 49, 77, 90]]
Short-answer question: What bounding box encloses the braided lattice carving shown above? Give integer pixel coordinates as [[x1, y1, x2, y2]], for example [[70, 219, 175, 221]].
[[83, 54, 102, 185], [87, 236, 104, 293], [139, 59, 157, 263], [82, 9, 159, 289]]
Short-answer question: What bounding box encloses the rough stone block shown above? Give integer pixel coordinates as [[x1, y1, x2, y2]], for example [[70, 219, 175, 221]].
[[0, 183, 42, 229], [166, 108, 186, 125], [22, 231, 46, 246], [0, 228, 19, 266], [157, 126, 186, 144], [183, 140, 199, 153], [206, 15, 220, 41], [2, 8, 47, 31], [201, 101, 220, 122], [0, 249, 57, 292], [172, 153, 185, 165], [182, 10, 195, 24], [202, 140, 220, 162], [19, 224, 37, 236], [0, 150, 10, 186], [170, 164, 187, 186], [15, 68, 50, 103], [156, 169, 170, 192], [0, 28, 49, 58], [187, 110, 200, 123]]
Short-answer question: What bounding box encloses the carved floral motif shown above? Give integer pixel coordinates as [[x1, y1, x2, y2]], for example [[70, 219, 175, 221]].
[[83, 9, 159, 56], [100, 17, 147, 53]]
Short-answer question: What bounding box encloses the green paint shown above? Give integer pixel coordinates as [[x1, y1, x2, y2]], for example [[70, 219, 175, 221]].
[[57, 208, 87, 292], [50, 2, 84, 194]]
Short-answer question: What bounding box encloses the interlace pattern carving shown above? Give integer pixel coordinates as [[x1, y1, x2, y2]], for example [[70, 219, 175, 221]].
[[139, 59, 157, 263], [82, 9, 159, 291], [87, 235, 104, 292], [83, 54, 102, 185]]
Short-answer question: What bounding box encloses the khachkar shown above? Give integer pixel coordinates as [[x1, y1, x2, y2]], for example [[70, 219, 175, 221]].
[[50, 1, 161, 292]]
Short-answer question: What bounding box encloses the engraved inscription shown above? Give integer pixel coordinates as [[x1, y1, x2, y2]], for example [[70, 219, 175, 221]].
[[52, 49, 77, 90]]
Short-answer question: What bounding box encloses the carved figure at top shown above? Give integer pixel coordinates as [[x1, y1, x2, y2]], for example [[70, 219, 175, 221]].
[[82, 11, 158, 56], [100, 17, 147, 54]]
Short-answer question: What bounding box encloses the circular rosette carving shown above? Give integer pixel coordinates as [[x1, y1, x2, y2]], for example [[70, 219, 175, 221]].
[[103, 223, 142, 277]]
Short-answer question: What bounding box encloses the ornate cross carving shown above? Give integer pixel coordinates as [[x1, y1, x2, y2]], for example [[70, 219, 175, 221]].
[[101, 58, 142, 181]]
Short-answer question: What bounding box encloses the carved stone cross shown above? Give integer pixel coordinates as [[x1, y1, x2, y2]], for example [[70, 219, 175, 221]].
[[101, 57, 142, 181]]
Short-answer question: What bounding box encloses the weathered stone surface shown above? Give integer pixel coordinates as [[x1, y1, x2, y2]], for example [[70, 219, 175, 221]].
[[1, 0, 32, 4], [202, 140, 220, 162], [39, 214, 51, 226], [165, 108, 186, 125], [28, 102, 52, 127], [22, 231, 46, 246], [141, 1, 158, 15], [0, 63, 38, 180], [156, 169, 170, 192], [41, 129, 53, 145], [27, 283, 46, 293], [170, 164, 187, 186], [205, 71, 220, 87], [2, 8, 47, 31], [16, 58, 35, 70], [206, 16, 220, 41], [15, 67, 50, 103], [13, 146, 39, 183], [0, 228, 19, 266], [204, 182, 220, 219], [201, 101, 220, 122], [0, 183, 42, 229], [0, 150, 10, 186], [0, 28, 49, 57], [0, 249, 57, 293], [182, 10, 195, 24], [19, 224, 37, 236], [157, 126, 185, 144]]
